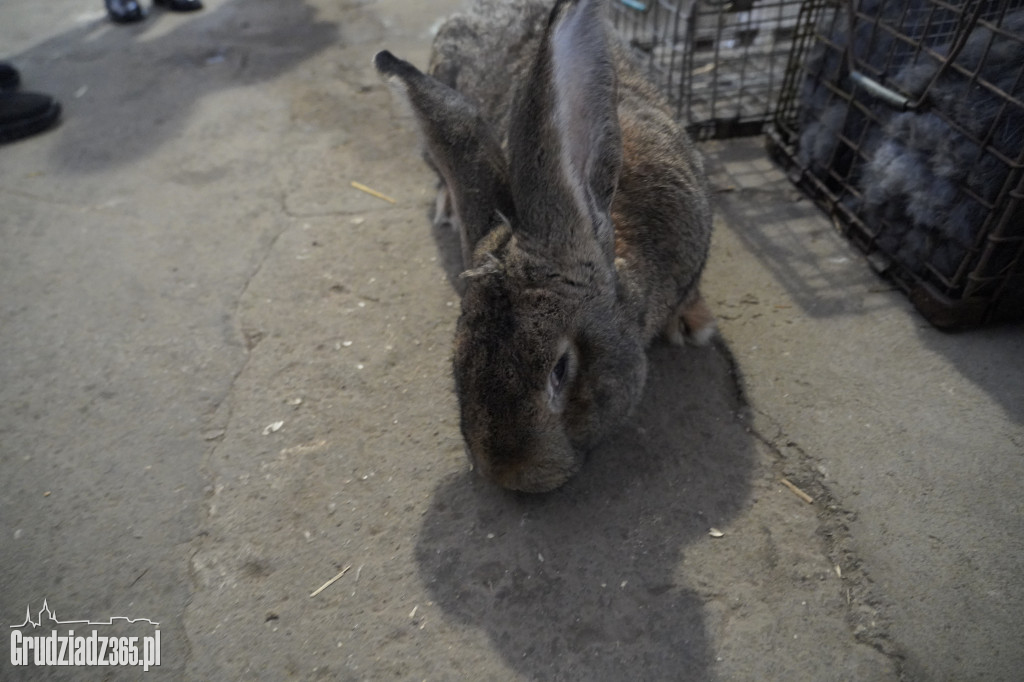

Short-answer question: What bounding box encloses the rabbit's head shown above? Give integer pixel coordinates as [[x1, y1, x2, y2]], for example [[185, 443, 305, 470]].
[[376, 0, 646, 492], [452, 221, 648, 492]]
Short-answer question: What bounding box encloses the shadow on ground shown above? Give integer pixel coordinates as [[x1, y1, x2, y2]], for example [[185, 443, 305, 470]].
[[914, 322, 1024, 425], [10, 0, 336, 173], [415, 336, 755, 679], [705, 141, 880, 320], [707, 140, 1024, 425]]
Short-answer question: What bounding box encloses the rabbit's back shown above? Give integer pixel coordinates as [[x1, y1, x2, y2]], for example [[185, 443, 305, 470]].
[[429, 0, 712, 344], [429, 0, 551, 140], [612, 41, 712, 340]]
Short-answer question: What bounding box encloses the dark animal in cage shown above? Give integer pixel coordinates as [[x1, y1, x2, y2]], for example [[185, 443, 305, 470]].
[[861, 9, 1024, 279], [796, 1, 1024, 280], [794, 0, 945, 178]]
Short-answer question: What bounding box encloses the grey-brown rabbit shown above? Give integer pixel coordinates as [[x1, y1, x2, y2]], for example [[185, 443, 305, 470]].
[[374, 0, 714, 493]]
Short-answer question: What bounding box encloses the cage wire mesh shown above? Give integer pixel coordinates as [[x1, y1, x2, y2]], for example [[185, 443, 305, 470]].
[[611, 0, 805, 140], [768, 0, 1024, 328]]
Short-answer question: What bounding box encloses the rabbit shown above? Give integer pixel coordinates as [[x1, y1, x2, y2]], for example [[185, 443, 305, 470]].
[[797, 3, 1024, 279], [374, 0, 714, 492]]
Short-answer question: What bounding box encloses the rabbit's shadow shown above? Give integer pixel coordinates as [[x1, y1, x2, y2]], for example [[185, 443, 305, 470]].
[[415, 334, 757, 679]]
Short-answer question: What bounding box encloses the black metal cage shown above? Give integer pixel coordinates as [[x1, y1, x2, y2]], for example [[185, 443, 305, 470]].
[[768, 0, 1024, 328], [611, 0, 805, 140]]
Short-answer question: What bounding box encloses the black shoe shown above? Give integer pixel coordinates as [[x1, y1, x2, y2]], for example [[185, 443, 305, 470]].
[[154, 0, 203, 11], [0, 62, 20, 92], [106, 0, 145, 23], [0, 91, 61, 144]]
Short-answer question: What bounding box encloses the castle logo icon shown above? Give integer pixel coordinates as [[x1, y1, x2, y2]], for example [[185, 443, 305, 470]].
[[10, 599, 160, 629]]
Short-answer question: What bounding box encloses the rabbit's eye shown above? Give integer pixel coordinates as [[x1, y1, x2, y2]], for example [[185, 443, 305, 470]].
[[550, 353, 569, 390]]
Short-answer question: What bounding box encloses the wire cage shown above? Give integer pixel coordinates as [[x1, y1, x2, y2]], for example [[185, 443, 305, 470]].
[[611, 0, 805, 140], [768, 0, 1024, 328]]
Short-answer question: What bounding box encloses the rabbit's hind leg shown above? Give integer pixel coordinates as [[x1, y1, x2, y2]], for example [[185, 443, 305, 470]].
[[664, 291, 717, 347]]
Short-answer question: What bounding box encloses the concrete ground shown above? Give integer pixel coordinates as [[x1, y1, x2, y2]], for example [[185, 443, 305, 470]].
[[1, 1, 1021, 680]]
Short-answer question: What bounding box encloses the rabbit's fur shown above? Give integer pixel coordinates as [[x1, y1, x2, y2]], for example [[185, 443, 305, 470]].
[[375, 0, 713, 492], [797, 2, 1024, 279]]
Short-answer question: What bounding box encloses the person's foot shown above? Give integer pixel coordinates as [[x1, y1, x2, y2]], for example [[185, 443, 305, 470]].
[[106, 0, 145, 23], [0, 91, 61, 144], [0, 62, 20, 91], [154, 0, 203, 11]]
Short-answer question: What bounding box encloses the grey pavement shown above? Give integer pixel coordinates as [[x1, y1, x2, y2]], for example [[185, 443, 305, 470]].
[[1, 1, 1021, 680]]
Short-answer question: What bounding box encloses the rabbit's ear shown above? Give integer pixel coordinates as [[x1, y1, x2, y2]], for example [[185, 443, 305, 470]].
[[508, 0, 621, 265], [374, 51, 513, 268]]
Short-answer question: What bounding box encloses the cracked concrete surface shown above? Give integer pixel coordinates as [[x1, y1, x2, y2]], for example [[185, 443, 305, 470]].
[[2, 1, 1022, 680], [703, 140, 1024, 680]]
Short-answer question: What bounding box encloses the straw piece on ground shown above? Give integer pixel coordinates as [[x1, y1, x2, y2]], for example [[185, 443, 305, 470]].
[[780, 477, 814, 504], [351, 181, 396, 204], [310, 564, 352, 598]]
